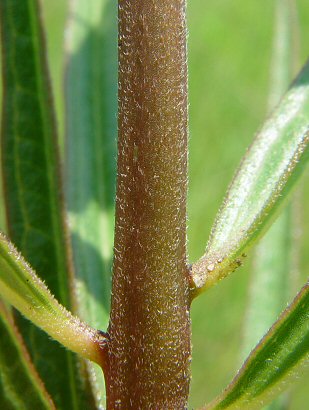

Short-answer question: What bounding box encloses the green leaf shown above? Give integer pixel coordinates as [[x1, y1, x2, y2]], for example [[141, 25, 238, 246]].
[[267, 0, 298, 113], [0, 1, 94, 407], [241, 5, 299, 409], [65, 0, 116, 321], [0, 232, 105, 365], [241, 207, 294, 359], [204, 280, 309, 410], [65, 0, 117, 406], [0, 174, 5, 232], [241, 0, 298, 363], [191, 58, 309, 295], [0, 300, 55, 410]]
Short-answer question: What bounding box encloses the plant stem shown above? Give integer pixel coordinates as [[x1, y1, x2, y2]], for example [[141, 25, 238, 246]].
[[106, 1, 191, 408]]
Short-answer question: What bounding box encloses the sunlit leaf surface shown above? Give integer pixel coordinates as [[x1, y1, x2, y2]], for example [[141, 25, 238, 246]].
[[204, 281, 309, 410], [0, 1, 95, 407], [0, 233, 105, 365], [191, 60, 309, 295]]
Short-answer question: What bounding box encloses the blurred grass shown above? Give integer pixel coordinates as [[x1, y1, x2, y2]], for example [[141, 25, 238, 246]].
[[1, 1, 308, 408]]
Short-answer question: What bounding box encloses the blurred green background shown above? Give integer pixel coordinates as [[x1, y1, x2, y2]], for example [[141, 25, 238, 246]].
[[1, 0, 309, 408]]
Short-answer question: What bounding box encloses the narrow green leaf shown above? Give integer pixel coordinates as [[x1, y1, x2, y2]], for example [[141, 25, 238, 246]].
[[191, 59, 309, 295], [241, 0, 298, 368], [0, 0, 69, 305], [65, 0, 117, 406], [0, 1, 95, 407], [241, 208, 293, 358], [0, 300, 55, 410], [267, 0, 298, 113], [0, 172, 5, 232], [0, 232, 106, 365], [65, 0, 116, 321], [204, 280, 309, 410], [241, 11, 301, 410]]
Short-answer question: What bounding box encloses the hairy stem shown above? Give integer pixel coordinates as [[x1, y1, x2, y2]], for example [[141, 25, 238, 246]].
[[106, 1, 191, 408]]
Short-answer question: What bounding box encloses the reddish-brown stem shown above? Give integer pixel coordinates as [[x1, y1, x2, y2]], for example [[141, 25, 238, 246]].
[[105, 1, 191, 408]]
